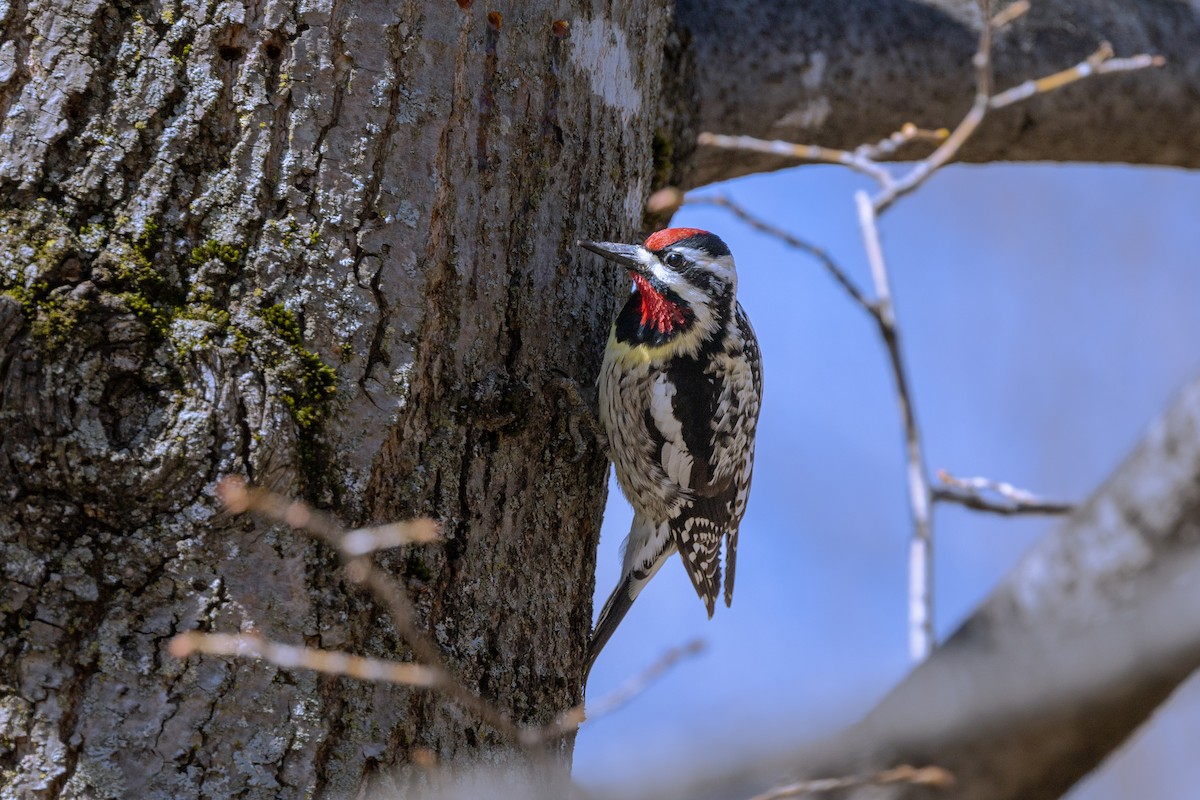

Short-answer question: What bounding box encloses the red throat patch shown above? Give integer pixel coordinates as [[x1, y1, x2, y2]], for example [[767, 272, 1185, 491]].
[[631, 272, 689, 334], [643, 227, 709, 252]]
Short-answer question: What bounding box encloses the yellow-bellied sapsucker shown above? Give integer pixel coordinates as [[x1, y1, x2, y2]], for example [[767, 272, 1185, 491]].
[[578, 228, 763, 671]]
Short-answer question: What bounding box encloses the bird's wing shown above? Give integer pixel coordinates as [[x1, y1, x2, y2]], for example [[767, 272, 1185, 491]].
[[648, 311, 762, 612]]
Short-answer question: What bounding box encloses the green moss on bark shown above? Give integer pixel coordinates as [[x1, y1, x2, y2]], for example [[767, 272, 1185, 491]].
[[256, 303, 339, 491]]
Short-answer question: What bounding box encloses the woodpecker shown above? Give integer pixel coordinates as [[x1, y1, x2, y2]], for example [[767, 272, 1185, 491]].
[[578, 228, 762, 672]]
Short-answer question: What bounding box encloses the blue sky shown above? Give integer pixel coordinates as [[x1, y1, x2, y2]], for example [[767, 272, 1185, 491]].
[[572, 162, 1200, 797]]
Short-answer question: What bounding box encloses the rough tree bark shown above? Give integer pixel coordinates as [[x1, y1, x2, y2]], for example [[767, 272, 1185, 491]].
[[0, 0, 1196, 798], [0, 1, 671, 797]]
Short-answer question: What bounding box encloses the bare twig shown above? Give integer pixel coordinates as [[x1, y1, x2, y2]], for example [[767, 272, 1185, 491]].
[[684, 194, 873, 313], [211, 478, 531, 746], [857, 191, 935, 662], [872, 0, 994, 213], [989, 43, 1165, 109], [856, 123, 949, 161], [990, 0, 1030, 28], [697, 132, 895, 188], [192, 479, 707, 753], [171, 629, 704, 744], [749, 765, 954, 800], [169, 631, 439, 687], [566, 639, 706, 729], [934, 470, 1075, 516]]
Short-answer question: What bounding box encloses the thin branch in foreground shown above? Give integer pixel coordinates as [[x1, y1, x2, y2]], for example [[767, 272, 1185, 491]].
[[683, 193, 873, 313], [563, 638, 706, 729], [749, 765, 954, 800], [169, 632, 439, 687], [189, 479, 704, 752], [933, 470, 1075, 516], [210, 478, 533, 747], [990, 0, 1030, 28], [340, 520, 441, 556]]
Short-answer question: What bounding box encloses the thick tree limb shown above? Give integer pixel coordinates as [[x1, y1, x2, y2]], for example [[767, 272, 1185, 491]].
[[636, 375, 1200, 800], [678, 0, 1200, 186]]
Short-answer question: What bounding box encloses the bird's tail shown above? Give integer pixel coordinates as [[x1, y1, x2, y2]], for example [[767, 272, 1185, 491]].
[[585, 515, 672, 677], [585, 574, 637, 676]]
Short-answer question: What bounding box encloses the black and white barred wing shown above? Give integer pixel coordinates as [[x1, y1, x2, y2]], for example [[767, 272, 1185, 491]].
[[717, 305, 763, 606], [651, 305, 763, 614]]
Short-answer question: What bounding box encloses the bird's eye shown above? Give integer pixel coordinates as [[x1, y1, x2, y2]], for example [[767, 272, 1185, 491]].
[[664, 252, 686, 269]]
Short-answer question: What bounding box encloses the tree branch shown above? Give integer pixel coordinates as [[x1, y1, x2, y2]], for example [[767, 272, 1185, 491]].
[[748, 765, 953, 800], [169, 632, 439, 687], [176, 480, 702, 752], [854, 191, 936, 662], [205, 479, 535, 747], [635, 375, 1200, 800], [683, 193, 873, 313], [933, 470, 1075, 517], [687, 0, 1159, 665], [680, 0, 1182, 186]]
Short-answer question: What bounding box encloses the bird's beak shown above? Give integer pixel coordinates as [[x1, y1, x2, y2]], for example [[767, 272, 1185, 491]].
[[577, 240, 643, 271]]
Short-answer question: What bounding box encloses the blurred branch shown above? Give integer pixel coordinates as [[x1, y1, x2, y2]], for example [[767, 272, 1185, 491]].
[[934, 470, 1075, 516], [579, 639, 706, 726], [176, 480, 698, 753], [199, 479, 537, 745], [750, 765, 953, 800], [989, 0, 1030, 29], [634, 377, 1200, 800], [169, 632, 439, 687]]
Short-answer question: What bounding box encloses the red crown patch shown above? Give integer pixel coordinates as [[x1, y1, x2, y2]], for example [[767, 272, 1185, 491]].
[[643, 227, 710, 252]]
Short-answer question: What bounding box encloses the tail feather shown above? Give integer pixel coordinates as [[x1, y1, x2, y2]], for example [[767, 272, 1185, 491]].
[[671, 519, 723, 617], [586, 515, 673, 677], [724, 528, 738, 608], [585, 575, 637, 676]]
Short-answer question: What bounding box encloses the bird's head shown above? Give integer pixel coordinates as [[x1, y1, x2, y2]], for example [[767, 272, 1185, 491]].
[[578, 228, 737, 350]]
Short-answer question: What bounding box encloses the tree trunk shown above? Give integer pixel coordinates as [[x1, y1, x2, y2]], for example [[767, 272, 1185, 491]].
[[0, 1, 671, 796], [3, 0, 1200, 798]]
